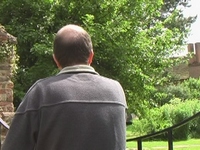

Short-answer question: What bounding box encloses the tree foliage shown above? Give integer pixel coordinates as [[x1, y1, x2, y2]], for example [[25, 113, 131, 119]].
[[151, 78, 200, 107], [0, 0, 195, 115]]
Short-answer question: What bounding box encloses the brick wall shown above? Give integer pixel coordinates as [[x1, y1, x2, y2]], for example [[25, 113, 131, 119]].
[[188, 43, 200, 78], [171, 43, 200, 80], [0, 25, 17, 141]]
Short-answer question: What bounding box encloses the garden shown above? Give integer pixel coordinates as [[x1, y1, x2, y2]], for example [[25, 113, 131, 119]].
[[126, 78, 200, 149], [0, 1, 199, 149]]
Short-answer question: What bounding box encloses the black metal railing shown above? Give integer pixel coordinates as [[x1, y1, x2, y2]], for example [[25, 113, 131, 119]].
[[126, 111, 200, 150], [0, 118, 9, 149]]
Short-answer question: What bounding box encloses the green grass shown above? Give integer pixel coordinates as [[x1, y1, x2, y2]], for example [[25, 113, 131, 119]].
[[126, 139, 200, 150], [126, 123, 200, 149], [126, 128, 200, 149]]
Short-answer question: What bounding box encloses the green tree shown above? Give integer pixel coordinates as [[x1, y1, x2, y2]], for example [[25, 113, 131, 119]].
[[0, 0, 195, 115]]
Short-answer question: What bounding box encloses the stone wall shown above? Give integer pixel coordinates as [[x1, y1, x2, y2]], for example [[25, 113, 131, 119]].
[[0, 24, 17, 141]]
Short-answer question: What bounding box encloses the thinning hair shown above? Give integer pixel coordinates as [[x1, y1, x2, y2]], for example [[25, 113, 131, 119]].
[[53, 24, 93, 67]]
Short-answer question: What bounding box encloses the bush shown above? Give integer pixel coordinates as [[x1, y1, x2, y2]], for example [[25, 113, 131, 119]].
[[151, 78, 200, 107], [151, 84, 191, 106], [129, 78, 200, 140], [130, 99, 200, 140], [171, 101, 192, 140], [182, 78, 200, 99]]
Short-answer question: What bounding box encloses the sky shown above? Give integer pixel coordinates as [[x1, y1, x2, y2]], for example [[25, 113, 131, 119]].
[[173, 0, 200, 56], [183, 0, 200, 43]]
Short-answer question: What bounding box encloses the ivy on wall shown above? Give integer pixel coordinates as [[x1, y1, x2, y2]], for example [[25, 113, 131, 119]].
[[0, 43, 15, 61], [0, 24, 18, 74]]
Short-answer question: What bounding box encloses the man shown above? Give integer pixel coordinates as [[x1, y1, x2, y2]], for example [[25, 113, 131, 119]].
[[2, 24, 127, 150]]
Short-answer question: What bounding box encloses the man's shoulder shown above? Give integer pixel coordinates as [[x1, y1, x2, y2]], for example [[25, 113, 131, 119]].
[[27, 76, 53, 90], [97, 75, 121, 85]]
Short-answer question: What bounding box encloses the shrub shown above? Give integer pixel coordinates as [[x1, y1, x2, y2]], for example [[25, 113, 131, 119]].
[[129, 99, 200, 140], [182, 78, 200, 99], [171, 101, 192, 140], [151, 78, 200, 107], [151, 84, 191, 106]]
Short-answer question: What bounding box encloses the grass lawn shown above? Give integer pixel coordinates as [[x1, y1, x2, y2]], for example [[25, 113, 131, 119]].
[[126, 139, 200, 150], [126, 129, 200, 149]]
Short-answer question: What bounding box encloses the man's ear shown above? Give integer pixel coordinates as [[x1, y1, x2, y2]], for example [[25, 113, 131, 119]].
[[88, 51, 94, 65], [53, 54, 62, 70]]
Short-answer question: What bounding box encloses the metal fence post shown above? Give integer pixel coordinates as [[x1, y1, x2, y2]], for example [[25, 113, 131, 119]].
[[137, 139, 142, 150], [168, 129, 173, 150]]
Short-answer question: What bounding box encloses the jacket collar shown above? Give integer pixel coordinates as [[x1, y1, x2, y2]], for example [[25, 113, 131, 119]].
[[57, 65, 99, 75]]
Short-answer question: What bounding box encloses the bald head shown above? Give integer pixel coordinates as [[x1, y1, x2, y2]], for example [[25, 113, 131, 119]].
[[57, 24, 86, 35], [53, 24, 93, 68]]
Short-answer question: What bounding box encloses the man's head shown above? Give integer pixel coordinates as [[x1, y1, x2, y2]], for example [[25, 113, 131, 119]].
[[53, 24, 93, 69]]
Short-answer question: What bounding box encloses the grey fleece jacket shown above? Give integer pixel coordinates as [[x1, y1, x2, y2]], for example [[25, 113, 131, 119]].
[[2, 65, 127, 150]]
